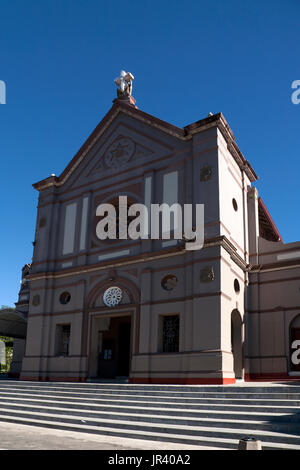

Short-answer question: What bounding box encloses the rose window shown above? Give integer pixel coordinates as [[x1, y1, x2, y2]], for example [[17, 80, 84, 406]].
[[103, 286, 123, 307]]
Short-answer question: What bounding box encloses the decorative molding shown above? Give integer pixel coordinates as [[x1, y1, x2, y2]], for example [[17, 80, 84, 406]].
[[161, 274, 178, 291], [90, 135, 154, 174], [200, 266, 215, 283], [200, 165, 212, 182], [27, 236, 248, 283]]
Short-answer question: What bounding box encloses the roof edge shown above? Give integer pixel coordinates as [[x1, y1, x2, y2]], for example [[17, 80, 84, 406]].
[[258, 197, 283, 242], [33, 104, 258, 191]]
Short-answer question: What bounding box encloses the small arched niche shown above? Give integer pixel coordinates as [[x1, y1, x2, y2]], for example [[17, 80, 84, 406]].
[[231, 309, 243, 380]]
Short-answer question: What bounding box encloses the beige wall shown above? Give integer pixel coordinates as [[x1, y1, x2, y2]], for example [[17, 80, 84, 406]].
[[19, 104, 300, 384]]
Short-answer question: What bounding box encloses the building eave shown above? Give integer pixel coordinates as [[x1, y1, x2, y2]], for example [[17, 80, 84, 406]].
[[258, 197, 282, 242]]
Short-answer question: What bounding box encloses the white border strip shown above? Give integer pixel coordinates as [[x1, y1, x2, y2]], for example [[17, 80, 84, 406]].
[[98, 249, 130, 262]]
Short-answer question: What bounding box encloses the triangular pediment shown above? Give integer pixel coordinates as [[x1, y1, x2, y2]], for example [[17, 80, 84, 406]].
[[53, 106, 181, 191], [33, 102, 187, 192], [33, 103, 258, 192], [75, 116, 176, 188]]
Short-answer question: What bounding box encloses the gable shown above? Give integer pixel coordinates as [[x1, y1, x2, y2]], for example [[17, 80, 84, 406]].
[[62, 112, 180, 193], [33, 103, 188, 195], [33, 103, 257, 194]]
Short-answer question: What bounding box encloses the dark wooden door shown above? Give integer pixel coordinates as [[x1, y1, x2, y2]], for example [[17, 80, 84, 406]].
[[97, 337, 116, 378], [117, 322, 131, 376], [97, 316, 131, 378]]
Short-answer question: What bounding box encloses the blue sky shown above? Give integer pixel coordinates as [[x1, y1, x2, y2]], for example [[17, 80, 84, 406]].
[[0, 0, 299, 307]]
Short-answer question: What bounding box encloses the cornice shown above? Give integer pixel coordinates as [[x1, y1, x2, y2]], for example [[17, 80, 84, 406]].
[[27, 235, 248, 283], [250, 258, 300, 274]]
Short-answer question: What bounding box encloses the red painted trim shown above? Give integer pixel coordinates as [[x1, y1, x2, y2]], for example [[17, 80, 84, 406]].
[[19, 376, 87, 382], [245, 373, 300, 382], [129, 377, 236, 385]]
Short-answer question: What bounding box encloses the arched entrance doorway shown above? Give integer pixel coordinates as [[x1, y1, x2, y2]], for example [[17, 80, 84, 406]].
[[290, 314, 300, 373], [231, 309, 243, 380], [93, 314, 132, 379], [85, 274, 140, 380]]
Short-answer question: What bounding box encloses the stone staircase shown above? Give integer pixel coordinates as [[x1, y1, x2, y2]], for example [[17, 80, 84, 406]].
[[0, 381, 299, 450]]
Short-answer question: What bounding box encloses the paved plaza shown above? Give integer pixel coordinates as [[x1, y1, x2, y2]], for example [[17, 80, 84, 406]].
[[0, 421, 217, 450]]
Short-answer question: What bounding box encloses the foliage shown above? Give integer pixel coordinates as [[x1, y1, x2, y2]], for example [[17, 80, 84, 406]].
[[0, 337, 13, 373], [0, 306, 14, 373]]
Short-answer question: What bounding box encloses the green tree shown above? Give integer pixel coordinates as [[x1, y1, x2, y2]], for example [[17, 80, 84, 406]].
[[0, 337, 13, 373], [0, 306, 14, 373]]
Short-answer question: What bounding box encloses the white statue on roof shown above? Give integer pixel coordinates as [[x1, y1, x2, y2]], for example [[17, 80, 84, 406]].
[[114, 70, 134, 97]]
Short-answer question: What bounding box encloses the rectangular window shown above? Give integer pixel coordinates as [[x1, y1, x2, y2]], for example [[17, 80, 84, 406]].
[[56, 324, 71, 356], [162, 315, 180, 353]]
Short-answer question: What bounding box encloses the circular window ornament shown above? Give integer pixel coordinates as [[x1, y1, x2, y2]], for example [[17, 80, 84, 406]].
[[105, 137, 135, 168], [103, 286, 123, 307], [60, 292, 71, 305], [232, 198, 238, 212], [234, 279, 240, 293], [161, 274, 178, 291]]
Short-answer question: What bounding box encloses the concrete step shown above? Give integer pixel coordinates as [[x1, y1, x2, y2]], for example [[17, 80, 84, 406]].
[[1, 380, 300, 392], [0, 401, 299, 432], [1, 383, 300, 400], [0, 394, 299, 414], [0, 404, 299, 439], [0, 409, 299, 450], [1, 388, 300, 409], [0, 381, 299, 449], [1, 380, 300, 393]]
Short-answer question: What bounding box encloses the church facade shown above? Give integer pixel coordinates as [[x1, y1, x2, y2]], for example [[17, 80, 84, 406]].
[[9, 81, 300, 384]]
